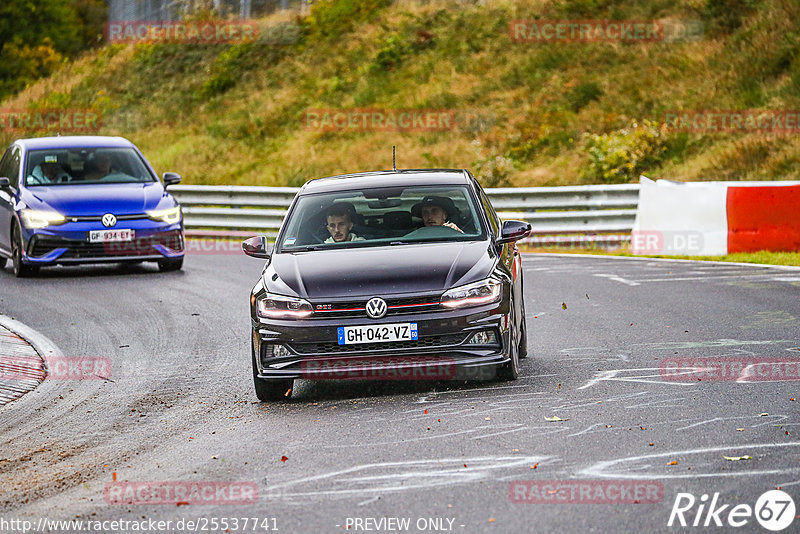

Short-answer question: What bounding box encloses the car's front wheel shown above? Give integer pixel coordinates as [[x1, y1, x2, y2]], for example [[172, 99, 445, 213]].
[[251, 343, 293, 402], [498, 307, 520, 381], [158, 257, 183, 272], [11, 224, 38, 278]]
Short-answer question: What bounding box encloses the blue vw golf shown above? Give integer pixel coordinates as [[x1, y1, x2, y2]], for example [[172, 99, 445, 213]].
[[0, 136, 185, 277]]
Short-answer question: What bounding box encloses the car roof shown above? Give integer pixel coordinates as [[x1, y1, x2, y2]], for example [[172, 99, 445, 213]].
[[300, 169, 473, 194], [14, 136, 136, 151]]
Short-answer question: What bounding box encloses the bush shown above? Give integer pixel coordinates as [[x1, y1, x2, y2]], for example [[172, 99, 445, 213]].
[[471, 140, 514, 188], [305, 0, 391, 40], [582, 119, 666, 183]]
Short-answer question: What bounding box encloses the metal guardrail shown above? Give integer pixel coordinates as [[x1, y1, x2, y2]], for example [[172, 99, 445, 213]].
[[171, 184, 640, 244]]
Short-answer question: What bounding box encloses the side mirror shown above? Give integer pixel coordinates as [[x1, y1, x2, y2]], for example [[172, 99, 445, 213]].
[[496, 220, 531, 245], [242, 236, 271, 259], [162, 172, 182, 187], [0, 177, 10, 189]]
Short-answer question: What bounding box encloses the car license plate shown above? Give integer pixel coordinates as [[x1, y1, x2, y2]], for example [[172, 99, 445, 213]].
[[337, 323, 418, 345], [89, 229, 135, 243]]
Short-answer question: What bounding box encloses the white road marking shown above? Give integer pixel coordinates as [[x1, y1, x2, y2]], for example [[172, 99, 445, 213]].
[[578, 367, 696, 390], [580, 442, 800, 480], [593, 273, 640, 286]]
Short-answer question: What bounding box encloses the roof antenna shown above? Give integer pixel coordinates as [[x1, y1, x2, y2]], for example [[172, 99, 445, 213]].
[[392, 145, 396, 171]]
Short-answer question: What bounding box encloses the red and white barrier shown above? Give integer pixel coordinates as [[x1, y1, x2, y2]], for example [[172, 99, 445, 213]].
[[633, 177, 800, 255]]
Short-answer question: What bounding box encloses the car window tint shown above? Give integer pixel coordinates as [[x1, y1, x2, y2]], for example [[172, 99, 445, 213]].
[[0, 148, 11, 182], [6, 147, 21, 188], [24, 147, 155, 186], [278, 185, 486, 250], [478, 187, 500, 235]]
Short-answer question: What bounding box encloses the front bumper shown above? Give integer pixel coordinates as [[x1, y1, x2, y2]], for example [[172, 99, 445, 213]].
[[20, 219, 184, 265], [251, 301, 511, 381]]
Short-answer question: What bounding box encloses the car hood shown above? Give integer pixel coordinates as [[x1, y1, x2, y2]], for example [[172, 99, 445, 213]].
[[23, 182, 167, 216], [265, 241, 496, 299]]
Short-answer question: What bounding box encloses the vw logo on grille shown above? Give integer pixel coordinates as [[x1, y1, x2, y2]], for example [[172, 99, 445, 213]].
[[101, 213, 117, 228], [365, 297, 388, 319]]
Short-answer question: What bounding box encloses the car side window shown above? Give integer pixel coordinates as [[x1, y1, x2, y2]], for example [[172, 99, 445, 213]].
[[0, 148, 11, 182], [7, 147, 20, 188], [0, 147, 21, 189], [477, 187, 500, 236]]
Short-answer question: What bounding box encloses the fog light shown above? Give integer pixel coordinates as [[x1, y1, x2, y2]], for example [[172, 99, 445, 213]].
[[468, 330, 497, 345], [272, 344, 291, 357]]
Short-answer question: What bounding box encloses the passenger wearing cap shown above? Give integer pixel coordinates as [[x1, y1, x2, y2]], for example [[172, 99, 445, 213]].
[[412, 195, 463, 233], [324, 203, 365, 243], [27, 155, 71, 185]]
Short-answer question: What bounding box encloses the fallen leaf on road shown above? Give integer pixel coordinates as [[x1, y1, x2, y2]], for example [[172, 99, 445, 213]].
[[424, 409, 428, 414], [545, 416, 568, 422], [485, 416, 491, 421], [723, 456, 752, 461], [284, 389, 292, 397], [280, 456, 288, 463], [736, 428, 744, 431], [759, 413, 769, 417], [667, 460, 678, 465], [176, 501, 189, 507], [489, 518, 495, 523], [531, 462, 539, 469], [112, 472, 116, 481], [562, 302, 567, 310]]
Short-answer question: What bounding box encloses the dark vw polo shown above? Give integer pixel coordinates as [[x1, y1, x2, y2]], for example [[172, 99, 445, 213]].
[[243, 169, 531, 401]]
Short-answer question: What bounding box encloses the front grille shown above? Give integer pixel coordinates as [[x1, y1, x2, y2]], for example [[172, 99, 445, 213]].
[[30, 231, 183, 259], [311, 295, 442, 319], [66, 214, 149, 223], [288, 333, 468, 355]]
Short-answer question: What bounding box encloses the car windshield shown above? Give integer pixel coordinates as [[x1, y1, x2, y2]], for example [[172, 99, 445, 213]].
[[24, 147, 156, 186], [278, 185, 486, 251]]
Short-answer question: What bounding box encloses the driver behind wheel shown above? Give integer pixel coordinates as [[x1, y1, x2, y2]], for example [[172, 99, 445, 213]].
[[411, 195, 463, 233], [27, 154, 71, 184]]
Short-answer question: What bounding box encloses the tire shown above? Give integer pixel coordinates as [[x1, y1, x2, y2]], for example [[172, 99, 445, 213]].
[[11, 225, 38, 278], [251, 342, 293, 402], [498, 307, 520, 381], [157, 257, 183, 272], [518, 301, 528, 360]]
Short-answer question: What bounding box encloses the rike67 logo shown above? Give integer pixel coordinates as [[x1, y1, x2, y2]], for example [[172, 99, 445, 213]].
[[668, 490, 796, 531]]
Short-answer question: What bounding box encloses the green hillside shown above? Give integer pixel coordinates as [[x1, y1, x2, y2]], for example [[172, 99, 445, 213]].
[[2, 0, 799, 187]]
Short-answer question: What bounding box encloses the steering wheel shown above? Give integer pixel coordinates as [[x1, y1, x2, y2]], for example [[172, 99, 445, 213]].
[[403, 225, 463, 239]]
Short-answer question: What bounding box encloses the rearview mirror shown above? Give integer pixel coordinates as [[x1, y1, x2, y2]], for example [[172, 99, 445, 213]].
[[496, 220, 532, 245], [163, 172, 182, 187], [0, 177, 9, 189], [242, 236, 271, 259]]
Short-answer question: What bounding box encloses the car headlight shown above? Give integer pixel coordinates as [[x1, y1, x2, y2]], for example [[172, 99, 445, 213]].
[[147, 206, 181, 224], [20, 209, 66, 229], [441, 278, 502, 309], [257, 293, 313, 319]]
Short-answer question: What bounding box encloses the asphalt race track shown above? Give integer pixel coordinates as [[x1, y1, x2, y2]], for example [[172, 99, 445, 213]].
[[1, 253, 798, 533]]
